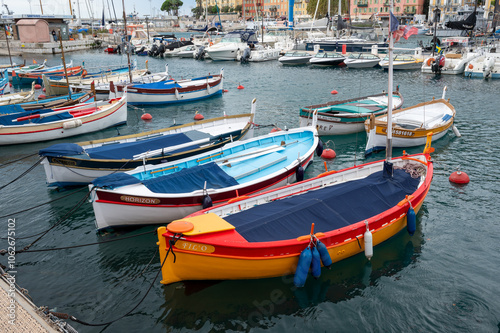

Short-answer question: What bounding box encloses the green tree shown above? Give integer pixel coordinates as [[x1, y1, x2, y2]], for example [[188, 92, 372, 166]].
[[221, 5, 230, 13], [208, 5, 218, 14], [191, 6, 203, 17], [234, 4, 242, 13], [161, 0, 184, 16], [306, 0, 348, 17]]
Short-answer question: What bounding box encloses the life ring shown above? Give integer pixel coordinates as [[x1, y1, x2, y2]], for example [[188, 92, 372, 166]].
[[209, 41, 213, 46], [181, 38, 185, 41], [81, 69, 87, 78], [426, 58, 435, 66]]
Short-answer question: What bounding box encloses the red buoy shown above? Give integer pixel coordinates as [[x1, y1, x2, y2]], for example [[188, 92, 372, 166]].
[[9, 83, 12, 87], [237, 84, 244, 90], [270, 127, 281, 133], [141, 113, 152, 121], [331, 90, 338, 95], [223, 89, 229, 93], [38, 94, 46, 99], [34, 84, 42, 89], [42, 87, 46, 92], [194, 111, 204, 120], [321, 148, 336, 159], [449, 170, 470, 184]]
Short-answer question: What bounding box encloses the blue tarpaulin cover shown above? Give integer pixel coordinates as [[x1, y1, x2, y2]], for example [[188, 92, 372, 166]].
[[225, 168, 420, 243], [39, 143, 84, 157], [143, 162, 239, 194], [91, 172, 140, 188], [0, 104, 26, 115], [85, 133, 196, 160], [0, 109, 72, 126]]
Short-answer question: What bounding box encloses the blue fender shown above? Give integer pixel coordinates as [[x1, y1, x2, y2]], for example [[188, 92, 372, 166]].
[[407, 204, 416, 236], [311, 246, 321, 279], [294, 246, 312, 288], [316, 240, 332, 268]]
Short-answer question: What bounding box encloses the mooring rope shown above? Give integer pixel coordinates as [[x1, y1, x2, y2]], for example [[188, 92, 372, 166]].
[[0, 186, 87, 221], [48, 233, 182, 327], [0, 157, 43, 191], [0, 152, 38, 168], [15, 190, 91, 254], [2, 229, 156, 254]]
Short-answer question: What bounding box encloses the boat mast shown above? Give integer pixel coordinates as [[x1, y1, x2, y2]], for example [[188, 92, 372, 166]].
[[3, 24, 12, 66], [58, 31, 72, 98], [121, 0, 133, 82], [386, 0, 394, 162]]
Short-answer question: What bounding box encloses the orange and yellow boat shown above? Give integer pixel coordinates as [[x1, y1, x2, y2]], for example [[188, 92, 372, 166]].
[[157, 137, 434, 285]]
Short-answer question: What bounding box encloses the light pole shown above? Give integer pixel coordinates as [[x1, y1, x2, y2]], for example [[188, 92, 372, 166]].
[[27, 0, 33, 14]]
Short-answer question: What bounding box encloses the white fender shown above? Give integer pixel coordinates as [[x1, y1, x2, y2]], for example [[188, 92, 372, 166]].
[[364, 220, 373, 260]]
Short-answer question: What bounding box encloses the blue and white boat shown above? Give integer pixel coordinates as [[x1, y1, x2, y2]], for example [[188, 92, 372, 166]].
[[114, 69, 224, 106], [89, 116, 319, 230]]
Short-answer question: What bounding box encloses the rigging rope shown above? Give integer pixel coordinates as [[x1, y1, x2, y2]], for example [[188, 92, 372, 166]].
[[2, 229, 156, 254], [0, 157, 43, 191], [16, 190, 92, 254]]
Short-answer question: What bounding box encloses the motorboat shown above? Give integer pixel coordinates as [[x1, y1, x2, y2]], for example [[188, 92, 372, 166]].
[[343, 53, 380, 68], [309, 52, 346, 66], [422, 51, 481, 75], [464, 50, 500, 79], [278, 51, 313, 65], [379, 54, 423, 70], [237, 45, 281, 63], [205, 31, 259, 61]]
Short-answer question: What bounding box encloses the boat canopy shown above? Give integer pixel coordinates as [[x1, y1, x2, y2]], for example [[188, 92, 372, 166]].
[[85, 132, 198, 159], [225, 169, 420, 242], [142, 162, 239, 194], [129, 80, 181, 90], [39, 143, 84, 157]]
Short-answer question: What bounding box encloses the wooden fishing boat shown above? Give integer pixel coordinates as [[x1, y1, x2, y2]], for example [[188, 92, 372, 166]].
[[0, 94, 127, 145], [70, 65, 169, 100], [114, 69, 224, 105], [43, 61, 142, 96], [155, 7, 434, 286], [7, 60, 46, 77], [0, 83, 36, 106], [39, 99, 257, 187], [364, 88, 456, 156], [0, 92, 94, 113], [11, 65, 83, 85], [89, 120, 319, 230], [156, 144, 434, 285], [299, 89, 403, 135]]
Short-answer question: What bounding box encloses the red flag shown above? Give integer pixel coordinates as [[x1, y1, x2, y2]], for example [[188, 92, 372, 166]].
[[392, 27, 405, 43], [403, 26, 419, 40]]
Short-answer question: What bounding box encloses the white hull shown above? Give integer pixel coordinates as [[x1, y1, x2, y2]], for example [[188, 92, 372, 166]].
[[91, 174, 299, 229], [0, 98, 127, 145], [42, 160, 113, 186], [299, 116, 364, 135], [248, 49, 281, 62], [421, 53, 481, 75], [366, 126, 449, 150], [125, 80, 223, 105], [344, 59, 379, 68]]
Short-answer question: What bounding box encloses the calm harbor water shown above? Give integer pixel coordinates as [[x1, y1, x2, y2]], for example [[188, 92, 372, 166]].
[[1, 36, 500, 332]]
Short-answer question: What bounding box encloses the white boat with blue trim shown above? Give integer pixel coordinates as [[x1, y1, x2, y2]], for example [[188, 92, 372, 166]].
[[89, 117, 319, 230], [114, 69, 223, 105]]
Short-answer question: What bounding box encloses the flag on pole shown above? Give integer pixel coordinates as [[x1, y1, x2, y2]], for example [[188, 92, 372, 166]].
[[390, 12, 399, 32], [402, 26, 418, 40]]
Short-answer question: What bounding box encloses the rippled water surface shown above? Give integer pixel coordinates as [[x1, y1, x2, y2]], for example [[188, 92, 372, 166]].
[[1, 36, 500, 332]]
